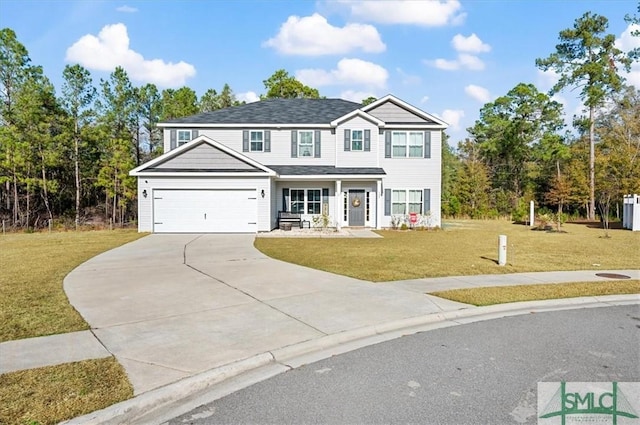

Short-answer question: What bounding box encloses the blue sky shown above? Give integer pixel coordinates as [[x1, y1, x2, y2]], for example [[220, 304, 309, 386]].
[[1, 0, 639, 144]]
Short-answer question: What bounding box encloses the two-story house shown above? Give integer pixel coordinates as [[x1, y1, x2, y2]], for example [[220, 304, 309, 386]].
[[129, 95, 448, 233]]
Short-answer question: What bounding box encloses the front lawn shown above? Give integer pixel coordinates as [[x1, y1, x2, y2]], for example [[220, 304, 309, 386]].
[[0, 357, 132, 425], [254, 220, 640, 282], [0, 229, 144, 424], [431, 280, 640, 306], [0, 229, 146, 342]]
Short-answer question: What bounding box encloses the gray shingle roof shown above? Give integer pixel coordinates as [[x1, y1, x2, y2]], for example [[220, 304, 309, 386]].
[[162, 98, 362, 125], [268, 165, 386, 176]]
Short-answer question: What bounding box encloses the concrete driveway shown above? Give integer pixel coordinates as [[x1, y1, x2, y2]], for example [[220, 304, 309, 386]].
[[64, 234, 453, 394]]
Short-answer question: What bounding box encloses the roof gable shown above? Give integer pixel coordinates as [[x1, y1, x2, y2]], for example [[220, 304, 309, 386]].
[[130, 135, 275, 176], [363, 95, 448, 128]]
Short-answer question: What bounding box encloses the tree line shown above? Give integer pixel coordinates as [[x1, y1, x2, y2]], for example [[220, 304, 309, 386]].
[[0, 27, 318, 230], [443, 9, 639, 226], [0, 6, 639, 231]]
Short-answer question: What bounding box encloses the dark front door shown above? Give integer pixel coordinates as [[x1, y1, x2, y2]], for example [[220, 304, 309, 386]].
[[348, 190, 365, 226]]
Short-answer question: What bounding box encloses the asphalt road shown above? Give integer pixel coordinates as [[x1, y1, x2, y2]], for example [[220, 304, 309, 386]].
[[168, 305, 640, 425]]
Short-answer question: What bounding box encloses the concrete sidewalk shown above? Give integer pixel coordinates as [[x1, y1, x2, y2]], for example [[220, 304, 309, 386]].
[[0, 234, 638, 422]]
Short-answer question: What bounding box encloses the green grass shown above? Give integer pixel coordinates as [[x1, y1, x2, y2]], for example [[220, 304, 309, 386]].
[[0, 229, 146, 342], [431, 280, 640, 306], [0, 229, 145, 425], [0, 357, 133, 425], [255, 220, 640, 282]]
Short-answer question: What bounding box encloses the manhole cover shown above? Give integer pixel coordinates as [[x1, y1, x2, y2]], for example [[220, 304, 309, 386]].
[[595, 273, 631, 279]]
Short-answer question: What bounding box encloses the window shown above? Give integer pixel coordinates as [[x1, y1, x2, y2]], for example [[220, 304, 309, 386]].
[[365, 192, 371, 221], [392, 190, 406, 214], [177, 130, 192, 146], [250, 131, 264, 151], [392, 131, 424, 158], [291, 189, 305, 214], [351, 130, 363, 151], [409, 132, 424, 157], [408, 190, 423, 213], [343, 192, 348, 221], [298, 131, 314, 157], [289, 189, 323, 214], [392, 189, 423, 214], [307, 190, 321, 214]]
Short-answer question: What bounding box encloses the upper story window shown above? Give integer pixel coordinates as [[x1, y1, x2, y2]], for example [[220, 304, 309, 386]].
[[250, 131, 264, 151], [177, 130, 192, 146], [392, 131, 424, 158], [298, 131, 314, 157], [351, 130, 363, 151]]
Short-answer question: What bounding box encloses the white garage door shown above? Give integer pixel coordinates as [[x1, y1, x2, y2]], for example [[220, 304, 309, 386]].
[[153, 189, 257, 233]]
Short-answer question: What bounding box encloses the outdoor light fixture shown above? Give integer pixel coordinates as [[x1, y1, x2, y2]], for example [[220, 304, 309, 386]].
[[142, 189, 148, 198], [260, 189, 265, 198]]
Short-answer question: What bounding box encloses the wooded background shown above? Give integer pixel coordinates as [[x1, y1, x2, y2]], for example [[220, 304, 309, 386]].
[[1, 8, 638, 230]]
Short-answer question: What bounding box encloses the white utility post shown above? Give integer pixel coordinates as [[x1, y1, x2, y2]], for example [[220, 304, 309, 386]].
[[498, 235, 507, 266], [529, 200, 535, 227]]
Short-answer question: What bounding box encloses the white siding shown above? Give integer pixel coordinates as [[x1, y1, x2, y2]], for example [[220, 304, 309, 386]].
[[367, 101, 430, 123], [137, 176, 271, 232], [379, 130, 442, 227], [335, 117, 380, 168], [165, 128, 336, 166]]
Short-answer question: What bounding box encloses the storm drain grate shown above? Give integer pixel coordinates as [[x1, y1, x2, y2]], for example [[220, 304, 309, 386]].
[[595, 273, 631, 279]]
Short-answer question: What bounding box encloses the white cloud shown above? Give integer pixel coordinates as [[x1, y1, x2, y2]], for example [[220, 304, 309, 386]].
[[426, 32, 488, 72], [340, 0, 465, 26], [296, 58, 388, 88], [440, 109, 464, 131], [452, 33, 490, 53], [116, 5, 137, 13], [264, 13, 385, 55], [458, 53, 485, 70], [465, 84, 490, 103], [420, 95, 429, 103], [237, 91, 259, 103], [537, 69, 560, 91], [340, 90, 377, 103], [615, 23, 640, 51], [427, 53, 484, 71], [66, 23, 196, 87], [616, 23, 640, 89]]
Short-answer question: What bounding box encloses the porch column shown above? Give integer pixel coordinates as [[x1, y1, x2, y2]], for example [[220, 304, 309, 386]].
[[376, 180, 383, 230], [335, 180, 342, 230]]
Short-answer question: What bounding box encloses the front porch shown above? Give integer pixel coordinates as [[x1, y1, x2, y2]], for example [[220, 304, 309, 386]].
[[269, 166, 386, 231]]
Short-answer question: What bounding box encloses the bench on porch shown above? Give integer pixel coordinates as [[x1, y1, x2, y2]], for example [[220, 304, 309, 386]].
[[278, 211, 302, 230]]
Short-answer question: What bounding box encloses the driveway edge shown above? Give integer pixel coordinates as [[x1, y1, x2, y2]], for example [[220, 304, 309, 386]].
[[61, 295, 640, 425]]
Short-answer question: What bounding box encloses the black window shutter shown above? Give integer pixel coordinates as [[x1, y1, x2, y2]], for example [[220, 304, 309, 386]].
[[322, 188, 329, 214], [242, 130, 249, 152], [170, 129, 177, 150], [291, 130, 297, 158], [385, 131, 391, 158], [384, 189, 391, 216], [283, 188, 290, 211], [424, 189, 431, 214], [314, 130, 321, 158], [191, 129, 198, 139], [364, 129, 371, 151], [344, 129, 351, 151], [264, 130, 271, 152], [424, 131, 431, 158]]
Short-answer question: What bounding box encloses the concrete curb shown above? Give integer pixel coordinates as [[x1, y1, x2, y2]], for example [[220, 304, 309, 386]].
[[61, 295, 640, 425]]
